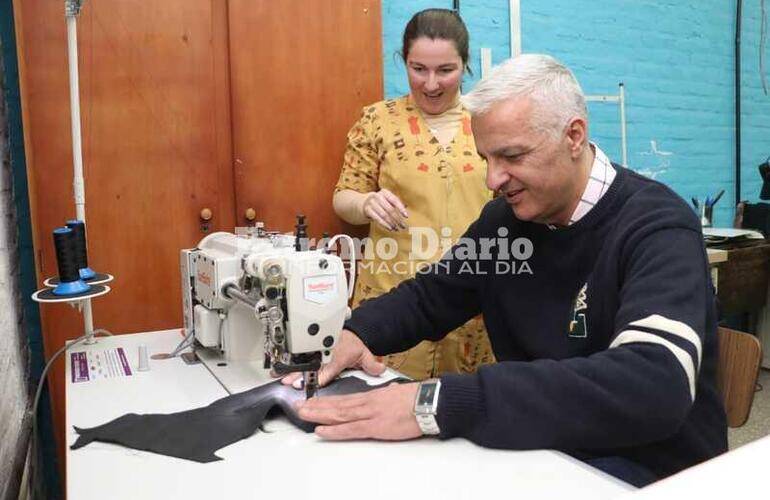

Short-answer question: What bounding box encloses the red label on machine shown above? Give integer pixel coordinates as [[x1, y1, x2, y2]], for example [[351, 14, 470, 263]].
[[197, 271, 212, 286], [304, 275, 337, 305]]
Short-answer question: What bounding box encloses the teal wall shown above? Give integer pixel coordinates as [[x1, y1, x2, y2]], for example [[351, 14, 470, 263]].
[[382, 1, 770, 227]]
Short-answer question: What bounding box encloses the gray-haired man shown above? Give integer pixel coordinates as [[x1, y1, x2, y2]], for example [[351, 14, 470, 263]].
[[288, 54, 727, 487]]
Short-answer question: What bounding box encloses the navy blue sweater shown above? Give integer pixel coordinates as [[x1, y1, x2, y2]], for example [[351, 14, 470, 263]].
[[346, 166, 727, 479]]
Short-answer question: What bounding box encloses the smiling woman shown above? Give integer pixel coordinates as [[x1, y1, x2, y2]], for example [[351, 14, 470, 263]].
[[331, 9, 496, 381], [405, 38, 463, 116], [402, 9, 468, 117]]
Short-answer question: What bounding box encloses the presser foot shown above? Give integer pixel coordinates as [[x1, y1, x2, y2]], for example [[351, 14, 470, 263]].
[[304, 370, 319, 399]]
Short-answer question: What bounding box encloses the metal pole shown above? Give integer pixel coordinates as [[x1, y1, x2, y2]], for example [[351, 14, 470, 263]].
[[735, 0, 743, 205], [65, 10, 85, 221], [65, 0, 95, 343], [585, 83, 628, 166], [480, 47, 492, 78], [510, 0, 522, 57], [619, 83, 627, 166], [223, 283, 259, 309]]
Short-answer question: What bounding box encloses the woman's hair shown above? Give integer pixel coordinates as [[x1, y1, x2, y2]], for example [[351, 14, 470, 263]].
[[462, 54, 587, 136], [401, 9, 470, 73]]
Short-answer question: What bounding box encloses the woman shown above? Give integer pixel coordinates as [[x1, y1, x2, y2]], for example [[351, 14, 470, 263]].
[[333, 9, 495, 380]]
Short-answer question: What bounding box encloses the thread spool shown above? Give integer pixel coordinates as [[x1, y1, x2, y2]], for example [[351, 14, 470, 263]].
[[66, 219, 96, 280], [137, 344, 150, 371], [52, 227, 90, 296]]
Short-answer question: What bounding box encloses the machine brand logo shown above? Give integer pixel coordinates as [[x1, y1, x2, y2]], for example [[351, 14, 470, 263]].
[[307, 282, 334, 292], [304, 275, 337, 305], [197, 271, 212, 287]]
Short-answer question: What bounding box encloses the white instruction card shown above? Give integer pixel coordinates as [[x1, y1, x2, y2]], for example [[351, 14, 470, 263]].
[[71, 347, 133, 383]]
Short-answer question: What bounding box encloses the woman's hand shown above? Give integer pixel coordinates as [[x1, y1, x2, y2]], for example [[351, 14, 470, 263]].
[[362, 189, 409, 231]]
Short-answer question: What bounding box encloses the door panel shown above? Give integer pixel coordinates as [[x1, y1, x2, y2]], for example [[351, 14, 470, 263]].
[[228, 0, 382, 237], [13, 0, 234, 472], [15, 0, 383, 484]]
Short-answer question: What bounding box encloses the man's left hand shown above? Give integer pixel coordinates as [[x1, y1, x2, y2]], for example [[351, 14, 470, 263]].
[[294, 382, 422, 441]]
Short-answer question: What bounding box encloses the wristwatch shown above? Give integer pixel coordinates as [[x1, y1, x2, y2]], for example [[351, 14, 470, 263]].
[[414, 378, 441, 435]]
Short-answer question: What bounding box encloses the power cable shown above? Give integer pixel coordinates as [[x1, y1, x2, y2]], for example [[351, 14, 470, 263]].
[[26, 328, 112, 499]]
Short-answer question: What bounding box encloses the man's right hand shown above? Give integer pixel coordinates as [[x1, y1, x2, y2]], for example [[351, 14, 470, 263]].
[[361, 189, 409, 231], [281, 329, 386, 389]]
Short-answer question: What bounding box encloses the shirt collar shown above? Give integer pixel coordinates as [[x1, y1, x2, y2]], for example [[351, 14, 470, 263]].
[[547, 143, 617, 230]]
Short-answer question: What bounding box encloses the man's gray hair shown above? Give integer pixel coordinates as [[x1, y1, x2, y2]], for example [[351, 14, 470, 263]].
[[462, 54, 587, 135]]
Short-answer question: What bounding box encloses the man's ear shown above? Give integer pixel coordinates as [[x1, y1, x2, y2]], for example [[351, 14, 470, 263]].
[[565, 117, 588, 158]]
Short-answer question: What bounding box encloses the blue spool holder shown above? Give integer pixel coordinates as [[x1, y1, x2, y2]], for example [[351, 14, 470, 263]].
[[53, 279, 90, 296], [79, 267, 96, 280]]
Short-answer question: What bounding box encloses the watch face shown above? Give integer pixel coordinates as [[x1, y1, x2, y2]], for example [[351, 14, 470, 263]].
[[417, 383, 437, 406]]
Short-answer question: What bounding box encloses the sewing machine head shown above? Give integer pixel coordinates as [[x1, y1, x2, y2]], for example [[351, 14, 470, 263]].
[[180, 217, 351, 397]]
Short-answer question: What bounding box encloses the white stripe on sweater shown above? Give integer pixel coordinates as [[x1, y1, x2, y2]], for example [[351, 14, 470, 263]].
[[629, 314, 702, 369], [610, 330, 696, 401]]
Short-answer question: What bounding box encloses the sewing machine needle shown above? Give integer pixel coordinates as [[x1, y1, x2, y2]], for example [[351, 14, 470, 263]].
[[304, 370, 318, 399]]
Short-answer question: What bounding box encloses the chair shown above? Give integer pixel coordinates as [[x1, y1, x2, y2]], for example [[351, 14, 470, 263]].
[[734, 201, 770, 237], [716, 326, 762, 427]]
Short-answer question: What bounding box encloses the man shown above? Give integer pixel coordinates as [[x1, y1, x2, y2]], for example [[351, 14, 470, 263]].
[[289, 54, 727, 487]]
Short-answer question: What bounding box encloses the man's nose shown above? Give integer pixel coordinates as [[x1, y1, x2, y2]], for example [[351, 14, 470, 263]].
[[486, 163, 508, 192]]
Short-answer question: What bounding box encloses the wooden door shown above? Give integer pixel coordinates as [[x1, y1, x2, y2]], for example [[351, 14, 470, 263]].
[[13, 0, 235, 472], [14, 0, 383, 485], [228, 0, 383, 237]]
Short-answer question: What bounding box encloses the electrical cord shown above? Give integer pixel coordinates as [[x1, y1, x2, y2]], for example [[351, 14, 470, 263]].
[[168, 328, 195, 357], [327, 234, 357, 299], [27, 328, 112, 500], [152, 327, 195, 360]]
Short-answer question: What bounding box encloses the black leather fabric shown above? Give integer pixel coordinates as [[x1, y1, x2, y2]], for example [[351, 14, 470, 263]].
[[70, 375, 407, 463]]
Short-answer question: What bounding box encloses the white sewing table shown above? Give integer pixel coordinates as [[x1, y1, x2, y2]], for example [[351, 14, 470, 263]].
[[66, 329, 634, 500], [618, 433, 770, 498]]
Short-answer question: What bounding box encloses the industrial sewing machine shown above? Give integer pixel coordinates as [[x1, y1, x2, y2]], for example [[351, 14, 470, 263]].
[[180, 217, 353, 397]]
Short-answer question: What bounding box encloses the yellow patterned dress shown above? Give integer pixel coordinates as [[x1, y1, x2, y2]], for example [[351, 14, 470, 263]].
[[335, 95, 496, 379]]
